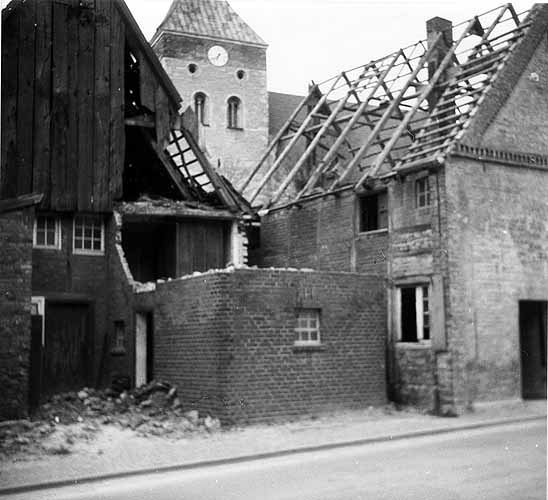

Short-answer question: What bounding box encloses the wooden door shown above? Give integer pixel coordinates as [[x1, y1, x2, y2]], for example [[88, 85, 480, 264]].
[[43, 302, 91, 397]]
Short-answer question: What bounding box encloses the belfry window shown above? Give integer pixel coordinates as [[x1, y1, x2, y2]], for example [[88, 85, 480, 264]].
[[227, 96, 242, 129], [194, 92, 208, 126]]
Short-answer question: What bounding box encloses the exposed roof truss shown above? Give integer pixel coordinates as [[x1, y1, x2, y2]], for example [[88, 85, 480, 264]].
[[242, 3, 531, 210]]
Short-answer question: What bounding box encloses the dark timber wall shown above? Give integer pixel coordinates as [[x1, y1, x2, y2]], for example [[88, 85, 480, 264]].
[[0, 0, 178, 212]]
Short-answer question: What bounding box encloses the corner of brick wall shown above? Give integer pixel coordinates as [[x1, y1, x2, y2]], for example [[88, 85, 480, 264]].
[[0, 207, 34, 419]]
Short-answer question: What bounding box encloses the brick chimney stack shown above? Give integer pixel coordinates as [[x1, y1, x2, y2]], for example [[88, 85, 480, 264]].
[[426, 17, 453, 110]]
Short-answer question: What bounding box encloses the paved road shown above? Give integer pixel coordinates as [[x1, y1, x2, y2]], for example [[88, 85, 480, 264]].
[[6, 421, 546, 500]]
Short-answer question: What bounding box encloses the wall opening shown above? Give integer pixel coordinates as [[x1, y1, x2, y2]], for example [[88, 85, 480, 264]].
[[519, 300, 547, 399]]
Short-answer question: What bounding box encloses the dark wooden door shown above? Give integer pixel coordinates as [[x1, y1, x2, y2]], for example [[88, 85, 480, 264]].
[[519, 301, 547, 399], [43, 302, 92, 397]]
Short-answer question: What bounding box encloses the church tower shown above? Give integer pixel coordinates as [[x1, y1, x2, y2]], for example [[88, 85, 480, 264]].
[[151, 0, 268, 191]]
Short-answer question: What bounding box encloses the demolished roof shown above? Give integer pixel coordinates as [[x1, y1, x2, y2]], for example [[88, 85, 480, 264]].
[[151, 0, 267, 47], [243, 3, 543, 210]]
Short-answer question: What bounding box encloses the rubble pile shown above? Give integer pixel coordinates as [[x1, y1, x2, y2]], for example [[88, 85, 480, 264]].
[[0, 380, 221, 459]]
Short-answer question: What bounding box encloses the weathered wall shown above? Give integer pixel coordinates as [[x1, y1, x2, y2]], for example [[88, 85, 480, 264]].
[[0, 208, 33, 419], [32, 214, 110, 386], [445, 157, 548, 409], [260, 191, 388, 275], [155, 35, 268, 192], [152, 268, 387, 423]]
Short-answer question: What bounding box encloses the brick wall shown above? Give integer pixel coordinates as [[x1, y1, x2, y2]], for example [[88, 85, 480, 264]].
[[155, 35, 268, 193], [152, 268, 386, 423], [445, 157, 548, 409], [260, 191, 388, 275], [0, 208, 33, 419]]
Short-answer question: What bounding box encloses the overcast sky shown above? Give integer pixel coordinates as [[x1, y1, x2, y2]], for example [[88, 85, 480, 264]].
[[125, 0, 532, 95], [1, 0, 533, 95]]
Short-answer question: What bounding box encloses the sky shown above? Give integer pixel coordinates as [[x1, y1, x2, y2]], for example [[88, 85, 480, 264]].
[[125, 0, 533, 95], [1, 0, 533, 95]]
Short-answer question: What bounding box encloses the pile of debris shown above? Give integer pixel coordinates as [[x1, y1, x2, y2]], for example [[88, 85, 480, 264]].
[[0, 380, 221, 459]]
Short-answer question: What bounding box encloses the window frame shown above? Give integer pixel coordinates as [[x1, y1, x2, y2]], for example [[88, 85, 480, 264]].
[[396, 284, 431, 344], [194, 91, 208, 126], [227, 96, 242, 130], [415, 176, 432, 208], [294, 308, 321, 346], [33, 215, 61, 250], [358, 191, 388, 233], [73, 215, 105, 256]]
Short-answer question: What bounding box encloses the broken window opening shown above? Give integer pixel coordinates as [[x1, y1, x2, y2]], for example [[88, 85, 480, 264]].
[[358, 191, 388, 232], [399, 285, 430, 343]]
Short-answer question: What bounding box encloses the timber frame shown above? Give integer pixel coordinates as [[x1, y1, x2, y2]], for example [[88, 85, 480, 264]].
[[242, 4, 533, 211]]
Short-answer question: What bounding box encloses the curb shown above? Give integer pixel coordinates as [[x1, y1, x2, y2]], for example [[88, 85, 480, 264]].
[[0, 414, 544, 497]]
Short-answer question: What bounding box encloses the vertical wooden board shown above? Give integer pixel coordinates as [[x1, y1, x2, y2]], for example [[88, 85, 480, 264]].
[[155, 86, 170, 149], [176, 221, 192, 276], [92, 0, 111, 211], [205, 222, 224, 269], [109, 3, 125, 201], [66, 0, 80, 208], [15, 1, 37, 195], [139, 53, 156, 113], [1, 9, 19, 198], [51, 2, 70, 210], [77, 0, 96, 211], [32, 1, 53, 206]]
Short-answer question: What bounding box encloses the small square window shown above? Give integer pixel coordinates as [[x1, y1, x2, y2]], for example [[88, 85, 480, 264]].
[[358, 191, 388, 232], [416, 177, 431, 208], [295, 309, 321, 346], [73, 215, 104, 254], [33, 215, 61, 249]]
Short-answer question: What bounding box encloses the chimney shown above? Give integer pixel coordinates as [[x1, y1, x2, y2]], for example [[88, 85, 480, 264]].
[[426, 17, 453, 110]]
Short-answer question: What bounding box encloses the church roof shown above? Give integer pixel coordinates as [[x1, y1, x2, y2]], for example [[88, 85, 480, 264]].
[[152, 0, 267, 47]]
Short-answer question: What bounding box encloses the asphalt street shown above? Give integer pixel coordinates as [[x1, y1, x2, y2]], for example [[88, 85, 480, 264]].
[[5, 420, 546, 500]]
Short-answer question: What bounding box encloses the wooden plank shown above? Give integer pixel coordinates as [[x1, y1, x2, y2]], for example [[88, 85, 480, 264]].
[[16, 0, 36, 196], [77, 0, 96, 211], [51, 2, 70, 209], [93, 0, 111, 211], [66, 0, 80, 208], [1, 8, 20, 199], [138, 50, 156, 112], [32, 0, 53, 206], [109, 2, 125, 201], [155, 86, 170, 148]]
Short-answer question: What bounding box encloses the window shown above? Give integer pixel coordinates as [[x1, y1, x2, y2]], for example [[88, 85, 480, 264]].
[[399, 285, 430, 342], [416, 176, 431, 208], [227, 96, 242, 129], [194, 92, 208, 125], [112, 320, 126, 354], [295, 309, 321, 345], [358, 191, 388, 232], [33, 215, 61, 249], [73, 215, 104, 254]]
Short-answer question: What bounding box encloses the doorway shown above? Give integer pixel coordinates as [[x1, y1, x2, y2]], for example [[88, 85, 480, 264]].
[[519, 301, 547, 399]]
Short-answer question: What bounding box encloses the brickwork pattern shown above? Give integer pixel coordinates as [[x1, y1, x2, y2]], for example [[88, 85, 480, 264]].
[[0, 208, 33, 419], [152, 268, 387, 423]]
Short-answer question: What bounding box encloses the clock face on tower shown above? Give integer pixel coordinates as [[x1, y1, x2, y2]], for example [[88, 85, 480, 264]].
[[207, 45, 228, 66]]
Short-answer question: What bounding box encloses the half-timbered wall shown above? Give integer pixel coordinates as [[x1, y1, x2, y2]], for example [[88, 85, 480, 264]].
[[1, 0, 179, 212]]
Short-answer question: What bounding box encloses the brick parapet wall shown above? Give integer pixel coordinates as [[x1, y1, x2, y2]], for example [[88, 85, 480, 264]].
[[0, 208, 33, 419], [152, 268, 387, 423]]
